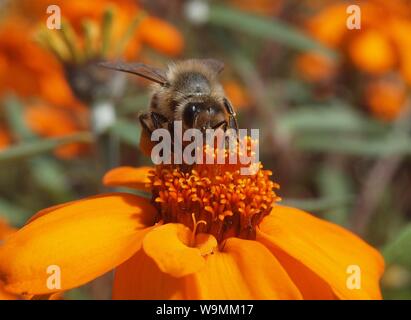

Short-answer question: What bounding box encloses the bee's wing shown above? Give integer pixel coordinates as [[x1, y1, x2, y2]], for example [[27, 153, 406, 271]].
[[98, 61, 169, 86], [198, 58, 224, 74]]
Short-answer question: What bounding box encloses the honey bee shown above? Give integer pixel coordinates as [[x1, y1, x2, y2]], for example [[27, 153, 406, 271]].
[[99, 59, 238, 154]]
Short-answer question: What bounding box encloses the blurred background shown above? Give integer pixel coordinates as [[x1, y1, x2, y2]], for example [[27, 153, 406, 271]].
[[0, 0, 411, 299]]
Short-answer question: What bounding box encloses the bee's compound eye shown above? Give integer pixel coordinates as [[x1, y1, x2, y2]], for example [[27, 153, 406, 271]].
[[188, 103, 198, 114], [183, 103, 200, 127]]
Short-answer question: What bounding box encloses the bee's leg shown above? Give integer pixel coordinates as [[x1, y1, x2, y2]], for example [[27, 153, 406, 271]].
[[139, 113, 155, 134], [139, 112, 168, 133], [223, 98, 238, 132], [211, 120, 229, 149], [150, 112, 168, 129], [138, 113, 156, 156], [139, 112, 170, 157], [212, 120, 227, 130], [223, 98, 239, 149]]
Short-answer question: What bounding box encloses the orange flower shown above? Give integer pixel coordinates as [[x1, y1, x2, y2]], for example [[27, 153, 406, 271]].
[[390, 19, 411, 85], [364, 77, 407, 121], [295, 51, 337, 82], [223, 81, 251, 109], [0, 127, 12, 151], [14, 0, 184, 59], [298, 0, 411, 119], [0, 278, 16, 300], [137, 16, 184, 57], [0, 140, 384, 299], [304, 0, 411, 79], [0, 218, 18, 300], [0, 218, 62, 300], [24, 104, 90, 158], [348, 30, 395, 74], [0, 218, 15, 241], [0, 17, 78, 108], [0, 16, 90, 158], [0, 101, 89, 159], [307, 2, 349, 48]]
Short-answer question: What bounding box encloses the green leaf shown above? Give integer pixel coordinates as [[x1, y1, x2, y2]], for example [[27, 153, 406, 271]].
[[0, 132, 93, 162], [383, 223, 411, 269], [295, 133, 411, 156], [0, 198, 31, 226], [60, 19, 82, 63], [281, 196, 353, 212], [317, 166, 353, 226], [30, 157, 74, 201], [82, 19, 98, 59], [101, 6, 115, 57], [118, 94, 150, 115], [278, 106, 384, 135], [3, 95, 35, 140], [64, 287, 92, 300], [110, 118, 141, 146], [208, 4, 337, 58]]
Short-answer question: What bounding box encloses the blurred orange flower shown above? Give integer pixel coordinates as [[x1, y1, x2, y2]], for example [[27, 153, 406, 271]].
[[0, 218, 18, 300], [364, 77, 407, 121], [1, 0, 184, 158], [223, 80, 250, 109], [306, 0, 411, 78], [24, 104, 89, 158], [0, 16, 88, 158], [0, 218, 15, 241], [0, 17, 78, 108], [137, 16, 184, 57], [295, 51, 337, 83], [0, 141, 384, 299], [299, 0, 411, 119], [0, 127, 12, 151], [14, 0, 184, 60]]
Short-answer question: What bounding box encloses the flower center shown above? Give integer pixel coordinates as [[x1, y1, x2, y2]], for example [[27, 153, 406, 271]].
[[148, 138, 280, 243]]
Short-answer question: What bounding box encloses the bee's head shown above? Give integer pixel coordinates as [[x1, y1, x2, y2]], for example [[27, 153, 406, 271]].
[[182, 99, 227, 132]]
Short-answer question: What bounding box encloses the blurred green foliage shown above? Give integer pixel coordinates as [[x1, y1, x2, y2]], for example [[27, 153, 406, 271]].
[[0, 0, 411, 299]]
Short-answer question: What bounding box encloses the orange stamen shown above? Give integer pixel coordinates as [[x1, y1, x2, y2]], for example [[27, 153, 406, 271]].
[[149, 136, 280, 242]]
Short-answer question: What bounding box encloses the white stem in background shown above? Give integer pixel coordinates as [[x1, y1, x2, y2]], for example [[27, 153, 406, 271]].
[[91, 101, 116, 135], [184, 0, 210, 25]]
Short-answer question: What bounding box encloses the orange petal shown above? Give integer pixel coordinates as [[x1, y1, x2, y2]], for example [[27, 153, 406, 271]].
[[295, 52, 337, 83], [308, 3, 348, 47], [0, 193, 156, 295], [266, 244, 336, 299], [0, 127, 12, 151], [137, 16, 184, 56], [24, 104, 79, 137], [348, 30, 395, 74], [0, 218, 16, 241], [0, 281, 18, 300], [257, 206, 384, 300], [113, 249, 190, 299], [185, 237, 302, 299], [142, 223, 214, 277], [24, 104, 89, 158], [365, 78, 406, 121], [103, 166, 153, 192], [113, 237, 302, 300]]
